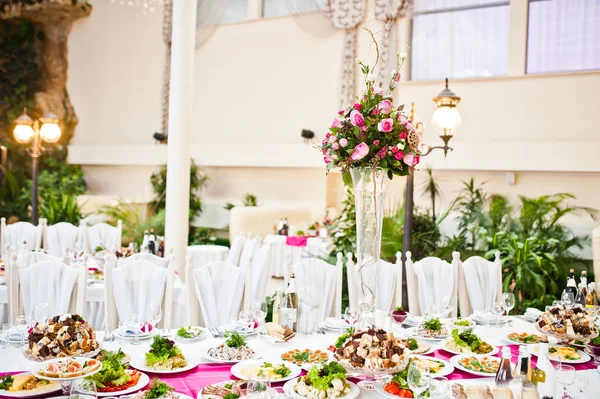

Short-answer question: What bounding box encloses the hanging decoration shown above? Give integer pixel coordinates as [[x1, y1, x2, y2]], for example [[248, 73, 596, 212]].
[[373, 0, 412, 83]]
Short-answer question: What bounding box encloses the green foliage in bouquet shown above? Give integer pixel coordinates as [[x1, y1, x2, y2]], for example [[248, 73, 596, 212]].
[[328, 186, 356, 256]]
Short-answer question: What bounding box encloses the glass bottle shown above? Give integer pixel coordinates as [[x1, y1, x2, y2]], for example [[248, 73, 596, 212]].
[[495, 346, 514, 386], [272, 290, 282, 325], [585, 283, 595, 309], [514, 345, 533, 382], [565, 277, 577, 297], [532, 335, 556, 399], [575, 282, 586, 307], [581, 271, 588, 296], [141, 230, 149, 253], [280, 291, 295, 331]]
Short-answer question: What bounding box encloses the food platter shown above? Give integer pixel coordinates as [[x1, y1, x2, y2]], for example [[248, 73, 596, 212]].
[[0, 372, 62, 398], [409, 355, 454, 377], [202, 345, 261, 364], [175, 326, 207, 342], [449, 354, 503, 378], [130, 353, 199, 374], [32, 357, 102, 382], [230, 360, 301, 382], [74, 371, 150, 397], [283, 378, 360, 399], [529, 345, 591, 364]]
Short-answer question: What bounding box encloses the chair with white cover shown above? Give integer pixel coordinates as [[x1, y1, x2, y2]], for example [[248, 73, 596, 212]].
[[227, 233, 245, 265], [16, 251, 61, 269], [238, 235, 260, 270], [11, 256, 87, 319], [103, 254, 174, 331], [118, 253, 169, 268], [82, 220, 122, 254], [405, 251, 460, 318], [292, 255, 343, 331], [187, 245, 229, 269], [41, 219, 81, 259], [0, 218, 42, 256], [346, 252, 403, 312], [248, 246, 271, 305], [188, 260, 245, 328], [458, 252, 503, 317]]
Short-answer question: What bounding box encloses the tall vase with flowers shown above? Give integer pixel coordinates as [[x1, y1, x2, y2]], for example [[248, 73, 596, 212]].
[[320, 52, 421, 328]]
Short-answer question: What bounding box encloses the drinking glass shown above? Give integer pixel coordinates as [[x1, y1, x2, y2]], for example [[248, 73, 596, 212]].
[[239, 310, 253, 335], [492, 301, 504, 327], [407, 361, 430, 399], [556, 363, 575, 399], [127, 313, 143, 345], [502, 292, 515, 325], [343, 307, 358, 328], [252, 300, 268, 339], [441, 295, 453, 319], [32, 303, 50, 324], [576, 375, 588, 398], [14, 315, 30, 346], [247, 373, 275, 399], [429, 376, 449, 399], [561, 291, 575, 308], [146, 304, 162, 331], [1, 323, 12, 349]]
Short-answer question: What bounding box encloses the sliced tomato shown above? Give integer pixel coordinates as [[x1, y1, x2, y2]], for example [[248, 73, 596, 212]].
[[397, 389, 413, 398]]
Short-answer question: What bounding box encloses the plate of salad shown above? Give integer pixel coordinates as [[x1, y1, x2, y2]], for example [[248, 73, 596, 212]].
[[443, 329, 498, 356], [283, 362, 358, 399], [505, 332, 542, 345], [130, 336, 198, 374], [130, 377, 193, 399], [76, 349, 149, 396], [176, 326, 206, 341], [410, 318, 448, 341], [375, 360, 420, 399], [231, 360, 300, 382]]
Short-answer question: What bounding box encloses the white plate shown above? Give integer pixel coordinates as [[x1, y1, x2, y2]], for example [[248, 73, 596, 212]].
[[445, 318, 476, 329], [449, 354, 504, 377], [410, 355, 454, 377], [217, 323, 258, 337], [74, 371, 150, 397], [321, 318, 348, 331], [196, 380, 237, 399], [32, 357, 102, 381], [405, 327, 447, 342], [283, 378, 359, 399], [202, 345, 262, 364], [0, 331, 27, 343], [175, 326, 207, 341], [374, 376, 401, 399], [130, 352, 199, 374], [113, 329, 153, 341], [0, 372, 62, 398], [54, 396, 95, 399], [408, 340, 435, 355], [441, 340, 499, 356], [529, 345, 591, 364], [231, 360, 301, 382]]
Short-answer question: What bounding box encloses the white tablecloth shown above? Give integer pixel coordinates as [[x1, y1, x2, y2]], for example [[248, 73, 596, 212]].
[[264, 235, 331, 278], [0, 317, 597, 398]]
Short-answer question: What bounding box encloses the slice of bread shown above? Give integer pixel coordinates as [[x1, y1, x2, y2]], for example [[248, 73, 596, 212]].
[[491, 386, 514, 399]]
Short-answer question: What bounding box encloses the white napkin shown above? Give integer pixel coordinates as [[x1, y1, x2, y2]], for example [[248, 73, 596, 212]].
[[323, 317, 346, 330], [525, 307, 543, 317]]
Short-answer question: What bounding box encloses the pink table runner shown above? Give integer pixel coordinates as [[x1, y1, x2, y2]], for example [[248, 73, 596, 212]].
[[286, 236, 308, 247], [1, 345, 596, 398]]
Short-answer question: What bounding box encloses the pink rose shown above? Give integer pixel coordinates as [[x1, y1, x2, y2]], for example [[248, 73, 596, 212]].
[[378, 100, 393, 115], [325, 132, 331, 138], [400, 132, 407, 140], [361, 125, 367, 131], [324, 156, 331, 164], [353, 103, 363, 111], [331, 118, 341, 128], [414, 155, 420, 165], [391, 146, 398, 153], [350, 142, 370, 161], [373, 140, 380, 146], [398, 114, 408, 125], [406, 121, 416, 132], [339, 138, 348, 147], [350, 110, 365, 126], [338, 109, 345, 115], [404, 153, 418, 166], [330, 135, 337, 143], [377, 147, 387, 158], [373, 86, 384, 95], [394, 151, 404, 160], [332, 142, 339, 150], [372, 108, 379, 115], [392, 69, 401, 82], [378, 118, 394, 133]]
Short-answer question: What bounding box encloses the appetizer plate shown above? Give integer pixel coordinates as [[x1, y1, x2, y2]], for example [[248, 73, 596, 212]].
[[74, 371, 150, 397], [408, 341, 434, 355], [529, 345, 591, 364], [409, 356, 454, 377], [281, 349, 330, 367], [441, 342, 499, 357], [202, 346, 262, 364], [374, 376, 409, 399], [445, 318, 476, 329], [176, 326, 207, 342], [0, 372, 62, 398], [130, 353, 200, 374], [197, 380, 238, 399], [449, 354, 504, 378], [32, 357, 102, 381], [231, 360, 301, 382], [113, 328, 153, 341], [283, 378, 359, 399], [404, 327, 447, 342], [319, 317, 348, 332]]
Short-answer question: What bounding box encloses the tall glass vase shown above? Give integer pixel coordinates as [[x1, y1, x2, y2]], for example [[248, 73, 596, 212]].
[[351, 167, 390, 329]]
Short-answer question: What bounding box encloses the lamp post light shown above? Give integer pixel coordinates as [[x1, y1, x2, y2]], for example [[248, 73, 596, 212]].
[[401, 78, 461, 308], [13, 109, 62, 225]]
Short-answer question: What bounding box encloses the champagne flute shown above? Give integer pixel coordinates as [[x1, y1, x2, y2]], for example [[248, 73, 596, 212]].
[[343, 307, 358, 328], [502, 292, 515, 325], [556, 363, 575, 399], [576, 375, 588, 398], [252, 300, 268, 339], [127, 313, 142, 345], [407, 361, 430, 399]]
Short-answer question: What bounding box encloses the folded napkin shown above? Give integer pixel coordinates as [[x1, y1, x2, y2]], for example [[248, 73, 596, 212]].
[[323, 317, 347, 330], [8, 330, 25, 341], [218, 322, 255, 334], [525, 307, 543, 317], [286, 236, 308, 247]]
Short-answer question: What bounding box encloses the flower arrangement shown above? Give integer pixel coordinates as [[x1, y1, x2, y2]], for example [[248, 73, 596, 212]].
[[320, 53, 421, 184]]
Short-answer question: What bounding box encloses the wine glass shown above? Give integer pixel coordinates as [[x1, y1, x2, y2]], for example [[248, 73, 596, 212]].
[[252, 300, 268, 339], [429, 376, 450, 399], [246, 373, 275, 399], [561, 291, 575, 308], [407, 361, 430, 399], [441, 295, 453, 319], [556, 363, 575, 399], [239, 310, 253, 335], [127, 313, 143, 345], [32, 303, 50, 324], [14, 316, 31, 346], [343, 307, 358, 328], [576, 375, 588, 398], [145, 304, 162, 332], [502, 292, 515, 325], [1, 323, 12, 349]]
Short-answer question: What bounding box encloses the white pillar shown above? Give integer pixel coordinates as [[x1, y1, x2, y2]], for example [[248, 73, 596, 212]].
[[165, 0, 198, 277]]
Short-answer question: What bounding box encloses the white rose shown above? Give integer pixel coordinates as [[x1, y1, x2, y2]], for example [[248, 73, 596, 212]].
[[367, 73, 377, 82], [399, 52, 408, 60]]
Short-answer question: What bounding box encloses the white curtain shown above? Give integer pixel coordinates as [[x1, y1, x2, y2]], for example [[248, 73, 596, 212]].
[[527, 0, 600, 73]]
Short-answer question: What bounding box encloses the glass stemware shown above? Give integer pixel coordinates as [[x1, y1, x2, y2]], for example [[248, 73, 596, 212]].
[[239, 310, 253, 336], [502, 292, 515, 325], [575, 375, 588, 398], [145, 304, 162, 332], [429, 376, 450, 399], [407, 361, 430, 399], [127, 313, 142, 345], [252, 300, 268, 339], [32, 303, 50, 324], [1, 323, 12, 349], [343, 307, 358, 329], [246, 373, 275, 399], [556, 363, 575, 399], [14, 315, 30, 346], [561, 291, 575, 308]]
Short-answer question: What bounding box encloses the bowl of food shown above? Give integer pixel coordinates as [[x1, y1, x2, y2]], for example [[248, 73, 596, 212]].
[[586, 337, 600, 365], [389, 307, 409, 324]]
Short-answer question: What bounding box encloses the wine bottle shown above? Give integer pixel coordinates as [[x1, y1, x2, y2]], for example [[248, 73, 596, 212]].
[[148, 229, 156, 255], [280, 291, 296, 331], [272, 290, 282, 325], [141, 230, 149, 253], [581, 271, 588, 296], [532, 335, 556, 399], [585, 283, 595, 309], [565, 277, 577, 297], [495, 347, 514, 386], [591, 282, 599, 307]]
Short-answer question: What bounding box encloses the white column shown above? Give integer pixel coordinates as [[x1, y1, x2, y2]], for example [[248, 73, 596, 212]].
[[507, 0, 529, 76], [165, 0, 198, 277]]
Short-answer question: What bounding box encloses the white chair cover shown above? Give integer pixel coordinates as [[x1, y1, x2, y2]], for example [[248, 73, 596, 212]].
[[406, 252, 459, 317], [111, 260, 168, 324], [292, 257, 341, 326], [249, 246, 271, 303], [227, 234, 245, 265], [84, 221, 122, 253], [187, 245, 228, 269], [459, 253, 502, 316], [347, 253, 402, 312], [16, 252, 60, 269], [192, 262, 245, 327], [118, 253, 168, 268], [19, 261, 80, 317], [2, 220, 41, 253], [43, 221, 80, 259], [238, 236, 260, 270]]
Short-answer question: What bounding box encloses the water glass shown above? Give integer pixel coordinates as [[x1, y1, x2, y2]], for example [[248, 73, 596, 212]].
[[502, 292, 515, 325], [145, 304, 162, 330], [32, 303, 50, 324], [239, 310, 253, 334], [14, 315, 30, 346], [1, 323, 12, 349], [429, 376, 450, 398], [252, 300, 268, 339], [343, 307, 358, 328], [576, 375, 588, 398], [246, 373, 275, 399], [127, 313, 143, 345], [407, 361, 430, 398], [556, 363, 575, 398], [298, 302, 316, 335]]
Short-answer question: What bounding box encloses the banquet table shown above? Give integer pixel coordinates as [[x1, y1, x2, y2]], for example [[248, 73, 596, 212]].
[[264, 235, 331, 278], [0, 317, 598, 398]]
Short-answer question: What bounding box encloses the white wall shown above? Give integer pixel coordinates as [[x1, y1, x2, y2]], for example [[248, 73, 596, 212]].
[[67, 1, 600, 240]]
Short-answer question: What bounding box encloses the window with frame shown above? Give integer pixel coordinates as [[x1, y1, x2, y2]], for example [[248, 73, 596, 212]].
[[197, 0, 248, 26], [411, 0, 510, 81], [262, 0, 326, 18], [527, 0, 600, 74]]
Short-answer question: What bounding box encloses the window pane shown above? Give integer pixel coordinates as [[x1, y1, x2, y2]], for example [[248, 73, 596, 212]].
[[414, 0, 506, 13], [263, 0, 323, 18], [221, 0, 248, 24], [527, 0, 600, 74], [411, 5, 509, 80]]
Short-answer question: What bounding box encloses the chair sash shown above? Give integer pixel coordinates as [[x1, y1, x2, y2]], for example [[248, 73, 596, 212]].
[[459, 254, 502, 315], [17, 252, 60, 269], [187, 245, 228, 269], [86, 222, 121, 253], [193, 262, 245, 327], [118, 253, 168, 268], [44, 222, 79, 258], [5, 222, 41, 253], [239, 236, 260, 270], [19, 261, 79, 317], [111, 260, 167, 323], [227, 234, 245, 265], [292, 258, 338, 325]]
